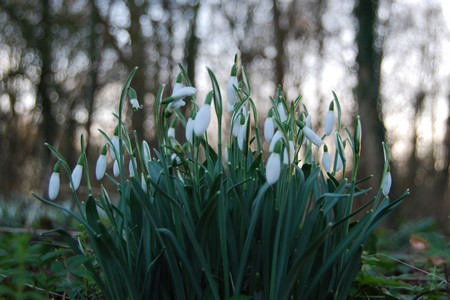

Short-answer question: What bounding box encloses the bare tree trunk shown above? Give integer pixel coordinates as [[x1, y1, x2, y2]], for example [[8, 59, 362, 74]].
[[272, 0, 286, 87], [354, 0, 386, 186]]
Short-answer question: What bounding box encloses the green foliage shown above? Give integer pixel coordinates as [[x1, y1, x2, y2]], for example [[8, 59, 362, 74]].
[[34, 62, 408, 299], [0, 232, 100, 299], [351, 220, 449, 299]]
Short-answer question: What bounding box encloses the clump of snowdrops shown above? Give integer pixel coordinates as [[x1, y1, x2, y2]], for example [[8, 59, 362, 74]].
[[35, 57, 408, 299]]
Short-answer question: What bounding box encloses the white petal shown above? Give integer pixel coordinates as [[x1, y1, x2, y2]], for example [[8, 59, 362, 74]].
[[168, 127, 175, 139], [288, 140, 295, 163], [382, 172, 392, 196], [266, 153, 281, 185], [130, 98, 142, 110], [172, 86, 197, 100], [110, 135, 120, 160], [269, 131, 283, 152], [168, 99, 186, 109], [194, 105, 211, 136], [325, 110, 335, 136], [71, 164, 83, 191], [303, 126, 323, 147], [185, 118, 195, 144], [322, 151, 331, 172], [227, 76, 238, 112], [238, 120, 247, 151], [264, 117, 275, 142], [48, 172, 60, 200], [113, 160, 120, 177], [305, 115, 312, 128], [95, 154, 107, 180], [171, 82, 183, 96], [142, 141, 151, 162], [277, 102, 287, 122]]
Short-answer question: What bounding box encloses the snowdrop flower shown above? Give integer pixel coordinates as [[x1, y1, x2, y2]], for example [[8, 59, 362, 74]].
[[128, 87, 142, 111], [48, 161, 61, 200], [142, 140, 151, 163], [167, 74, 195, 111], [298, 121, 323, 147], [266, 140, 282, 185], [171, 153, 181, 165], [194, 91, 213, 136], [129, 155, 137, 177], [238, 113, 249, 151], [227, 63, 238, 112], [71, 156, 84, 191], [269, 130, 284, 152], [113, 159, 120, 177], [382, 170, 392, 196], [264, 109, 275, 142], [324, 101, 335, 136], [95, 145, 108, 180], [231, 106, 246, 137], [168, 117, 177, 139], [322, 144, 331, 172], [282, 140, 295, 165], [109, 127, 120, 160], [305, 114, 312, 128], [277, 102, 287, 122], [171, 86, 197, 101], [185, 117, 195, 144]]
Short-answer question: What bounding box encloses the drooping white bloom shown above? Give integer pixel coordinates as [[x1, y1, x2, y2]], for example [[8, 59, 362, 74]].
[[129, 98, 143, 111], [129, 156, 137, 177], [322, 146, 331, 172], [277, 102, 287, 122], [302, 125, 323, 147], [128, 87, 142, 111], [324, 110, 335, 136], [48, 171, 60, 200], [168, 127, 175, 139], [227, 63, 239, 112], [264, 116, 275, 142], [194, 104, 211, 136], [95, 154, 107, 180], [382, 171, 392, 196], [171, 153, 181, 165], [266, 152, 281, 185], [172, 86, 197, 100], [185, 117, 195, 144], [237, 114, 249, 151], [113, 159, 120, 177], [142, 141, 151, 163], [269, 130, 284, 152], [109, 133, 120, 160], [71, 164, 83, 191]]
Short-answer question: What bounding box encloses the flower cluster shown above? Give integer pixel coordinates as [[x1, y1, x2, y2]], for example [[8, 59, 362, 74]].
[[47, 58, 393, 199]]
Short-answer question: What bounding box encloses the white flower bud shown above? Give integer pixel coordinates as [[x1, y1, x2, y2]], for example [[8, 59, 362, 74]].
[[113, 159, 120, 177], [48, 172, 60, 200], [266, 152, 281, 185], [325, 110, 335, 136], [382, 171, 392, 196], [71, 164, 83, 191], [95, 154, 107, 180], [264, 117, 275, 142], [185, 117, 195, 144], [302, 125, 323, 147], [227, 76, 238, 112], [194, 104, 211, 136], [322, 147, 331, 172]]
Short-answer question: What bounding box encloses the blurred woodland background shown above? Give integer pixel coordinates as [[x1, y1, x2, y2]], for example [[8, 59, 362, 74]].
[[0, 0, 448, 228]]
